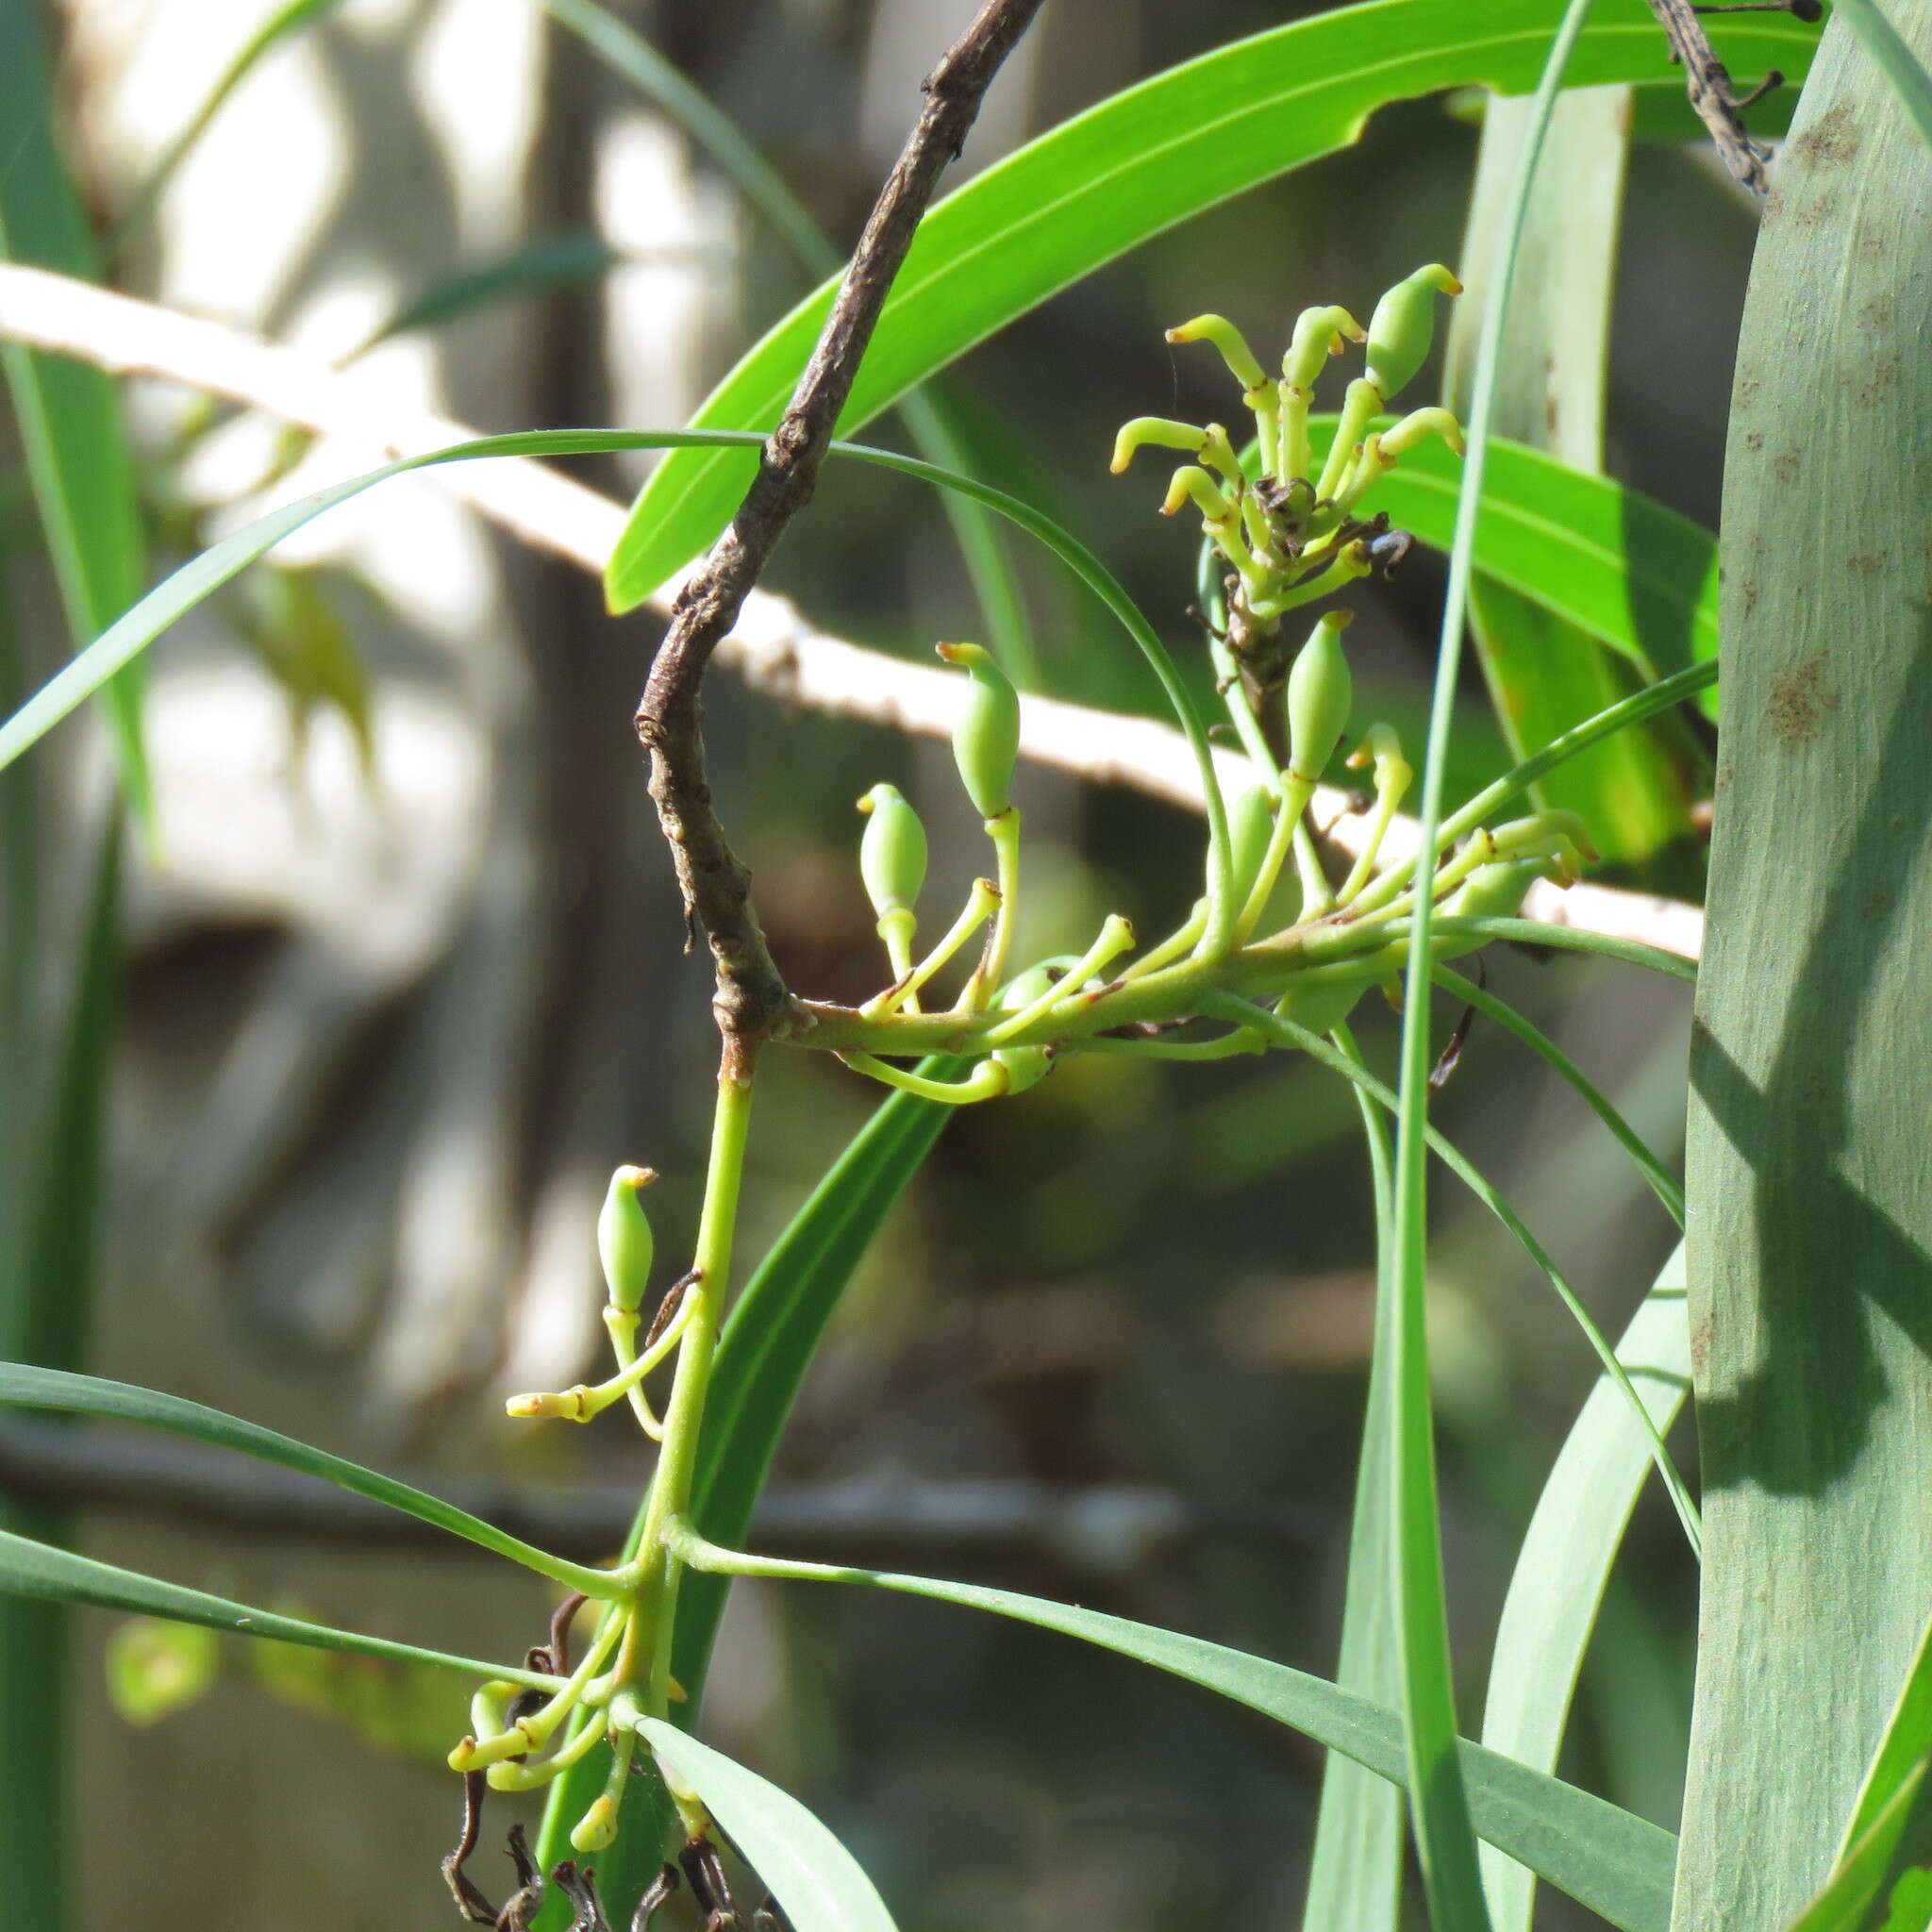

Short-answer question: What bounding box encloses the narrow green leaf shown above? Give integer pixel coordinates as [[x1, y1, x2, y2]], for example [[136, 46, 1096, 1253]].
[[0, 1, 150, 824], [543, 0, 1038, 684], [113, 0, 347, 244], [0, 797, 119, 1932], [1431, 966, 1685, 1225], [604, 0, 1817, 609], [0, 1362, 613, 1597], [1842, 1613, 1932, 1867], [1779, 1607, 1932, 1932], [1391, 19, 1627, 1905], [1301, 1024, 1403, 1932], [679, 1542, 1675, 1932], [1678, 9, 1932, 1923], [1477, 1247, 1693, 1932], [1198, 994, 1702, 1555], [1446, 75, 1687, 858], [638, 1720, 899, 1932], [347, 230, 623, 358], [541, 0, 837, 278], [0, 427, 1234, 946], [0, 1528, 559, 1690], [1788, 1767, 1932, 1932], [1831, 0, 1932, 156]]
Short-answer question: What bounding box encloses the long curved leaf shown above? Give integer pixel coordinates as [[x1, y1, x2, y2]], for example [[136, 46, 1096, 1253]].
[[0, 427, 1236, 932], [0, 1362, 611, 1596], [677, 1541, 1674, 1932], [0, 4, 150, 824], [1384, 3, 1597, 1917], [1477, 1247, 1693, 1932], [1430, 966, 1685, 1226], [605, 0, 1818, 608], [639, 1720, 899, 1932], [0, 1528, 558, 1689], [1301, 1026, 1403, 1932]]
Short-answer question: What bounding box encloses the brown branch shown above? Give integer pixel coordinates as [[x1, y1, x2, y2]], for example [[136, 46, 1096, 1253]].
[[0, 1423, 1309, 1576], [635, 0, 1048, 1067], [1643, 0, 1821, 191]]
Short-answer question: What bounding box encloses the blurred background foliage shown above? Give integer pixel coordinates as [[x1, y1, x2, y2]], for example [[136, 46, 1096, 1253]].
[[0, 0, 1726, 1923]]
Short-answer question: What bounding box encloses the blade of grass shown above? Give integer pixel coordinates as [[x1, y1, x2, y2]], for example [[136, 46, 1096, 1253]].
[[110, 0, 345, 247], [0, 1528, 563, 1689], [1301, 1022, 1403, 1932], [604, 0, 1819, 608], [0, 815, 119, 1931], [1429, 965, 1684, 1225], [668, 1537, 1675, 1932], [1392, 17, 1606, 1883], [0, 1363, 615, 1597], [543, 0, 1038, 684], [0, 0, 150, 826], [1477, 1246, 1692, 1932]]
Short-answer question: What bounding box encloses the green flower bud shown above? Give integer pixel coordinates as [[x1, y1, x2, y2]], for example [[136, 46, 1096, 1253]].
[[936, 641, 1022, 820], [1366, 264, 1461, 402], [856, 782, 927, 917], [1287, 609, 1355, 785], [597, 1164, 656, 1314], [1226, 784, 1277, 907]]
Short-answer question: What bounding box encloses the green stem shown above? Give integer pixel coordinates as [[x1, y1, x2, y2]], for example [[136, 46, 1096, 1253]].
[[964, 810, 1023, 1009], [625, 1064, 756, 1717]]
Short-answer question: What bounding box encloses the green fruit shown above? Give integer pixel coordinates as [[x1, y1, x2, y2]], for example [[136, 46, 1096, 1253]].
[[597, 1164, 656, 1314], [1287, 610, 1354, 785], [857, 782, 927, 917], [937, 641, 1022, 820], [1366, 263, 1461, 402]]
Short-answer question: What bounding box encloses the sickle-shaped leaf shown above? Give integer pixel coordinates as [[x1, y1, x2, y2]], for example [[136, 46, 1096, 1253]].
[[680, 1544, 1675, 1932]]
